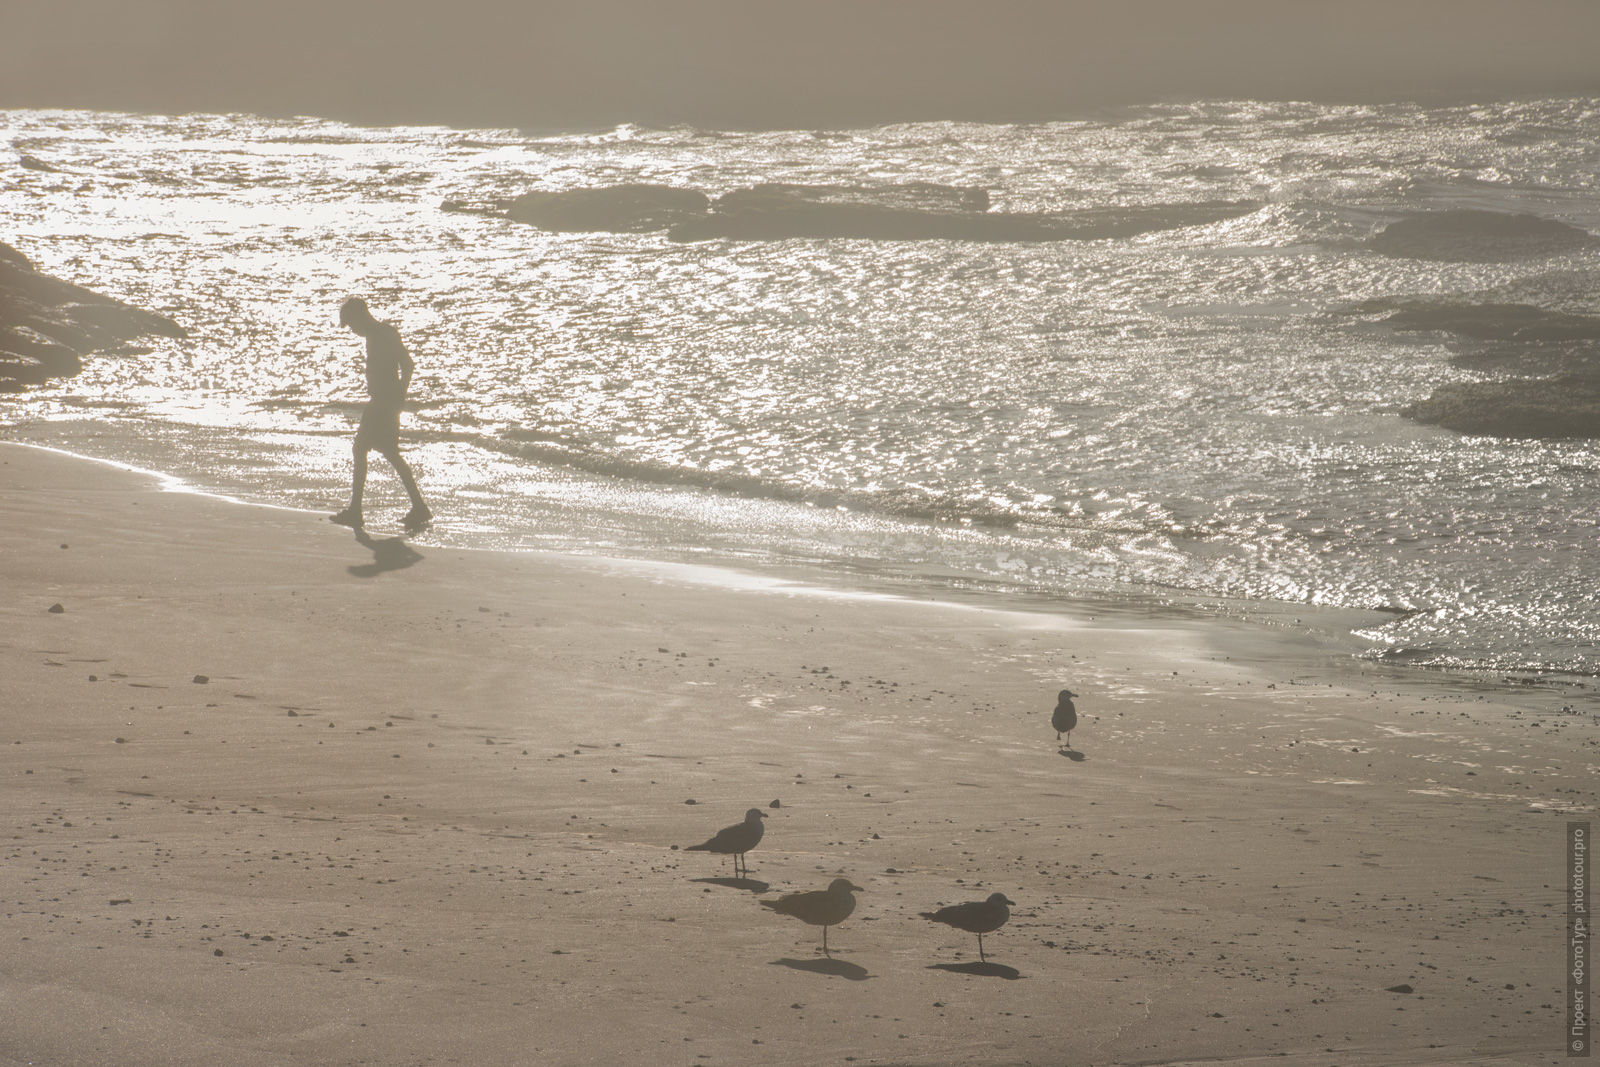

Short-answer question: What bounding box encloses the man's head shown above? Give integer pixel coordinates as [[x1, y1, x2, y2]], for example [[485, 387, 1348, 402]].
[[339, 297, 375, 334]]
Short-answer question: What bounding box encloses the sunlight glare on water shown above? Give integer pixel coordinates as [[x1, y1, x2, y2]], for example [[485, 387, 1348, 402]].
[[5, 101, 1600, 675]]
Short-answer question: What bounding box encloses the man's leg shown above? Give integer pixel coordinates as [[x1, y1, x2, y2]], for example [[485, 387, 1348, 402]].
[[383, 449, 430, 525], [331, 441, 369, 526]]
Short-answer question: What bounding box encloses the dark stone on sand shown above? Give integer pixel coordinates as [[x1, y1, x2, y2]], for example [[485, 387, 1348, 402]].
[[193, 675, 210, 684], [1385, 983, 1415, 994], [47, 603, 64, 614], [506, 184, 710, 232], [0, 240, 186, 391], [1402, 375, 1600, 438]]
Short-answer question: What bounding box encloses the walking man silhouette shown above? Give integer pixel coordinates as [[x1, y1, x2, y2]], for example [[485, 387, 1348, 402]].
[[330, 297, 431, 531]]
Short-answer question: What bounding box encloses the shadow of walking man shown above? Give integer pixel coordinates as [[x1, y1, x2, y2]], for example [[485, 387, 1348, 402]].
[[347, 528, 424, 578]]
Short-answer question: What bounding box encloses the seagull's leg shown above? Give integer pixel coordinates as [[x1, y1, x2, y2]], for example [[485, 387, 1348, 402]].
[[822, 927, 830, 958], [978, 932, 986, 962]]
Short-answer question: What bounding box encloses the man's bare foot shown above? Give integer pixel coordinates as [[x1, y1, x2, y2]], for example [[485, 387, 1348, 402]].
[[401, 504, 432, 530], [330, 507, 364, 528]]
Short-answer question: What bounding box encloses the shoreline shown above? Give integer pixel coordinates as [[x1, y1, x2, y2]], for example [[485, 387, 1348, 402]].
[[2, 440, 1593, 1065], [13, 430, 1598, 715]]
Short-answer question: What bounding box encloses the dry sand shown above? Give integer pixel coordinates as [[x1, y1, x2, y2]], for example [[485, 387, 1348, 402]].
[[1, 441, 1594, 1066]]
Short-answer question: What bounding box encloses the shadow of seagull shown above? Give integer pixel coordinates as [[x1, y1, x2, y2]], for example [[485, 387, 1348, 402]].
[[348, 528, 424, 578], [772, 958, 871, 981], [1059, 748, 1088, 762], [692, 876, 770, 893], [929, 961, 1023, 980]]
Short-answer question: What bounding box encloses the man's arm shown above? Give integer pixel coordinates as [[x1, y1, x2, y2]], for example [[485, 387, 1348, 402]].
[[397, 342, 414, 399], [376, 324, 413, 402]]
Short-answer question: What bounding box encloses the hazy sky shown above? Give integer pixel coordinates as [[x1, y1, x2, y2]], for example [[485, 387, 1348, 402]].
[[4, 1, 1600, 130]]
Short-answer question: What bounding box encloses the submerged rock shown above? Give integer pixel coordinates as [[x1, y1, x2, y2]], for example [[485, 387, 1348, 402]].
[[441, 197, 514, 218], [714, 181, 990, 214], [669, 188, 1254, 243], [0, 240, 185, 392], [1367, 209, 1600, 262], [1379, 301, 1600, 344], [1364, 297, 1600, 378], [506, 184, 710, 232], [497, 179, 1255, 243], [1403, 375, 1600, 438]]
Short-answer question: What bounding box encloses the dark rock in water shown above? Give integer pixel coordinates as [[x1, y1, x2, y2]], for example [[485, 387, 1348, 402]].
[[0, 325, 83, 374], [1446, 344, 1600, 380], [1362, 298, 1600, 377], [54, 301, 185, 348], [1368, 210, 1600, 262], [715, 182, 990, 215], [0, 350, 79, 390], [1403, 375, 1600, 438], [19, 155, 59, 173], [0, 240, 186, 391], [670, 187, 1255, 243], [441, 197, 514, 217], [1380, 301, 1600, 344], [496, 179, 1254, 243], [506, 184, 710, 232]]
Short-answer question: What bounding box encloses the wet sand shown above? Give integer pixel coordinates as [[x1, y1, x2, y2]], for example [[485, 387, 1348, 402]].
[[0, 441, 1592, 1066]]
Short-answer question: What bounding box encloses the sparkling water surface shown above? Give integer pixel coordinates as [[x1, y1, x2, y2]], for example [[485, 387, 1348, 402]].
[[5, 100, 1600, 675]]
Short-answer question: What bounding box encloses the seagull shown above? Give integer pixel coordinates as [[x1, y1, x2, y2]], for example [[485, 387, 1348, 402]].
[[1052, 689, 1079, 747], [684, 807, 767, 877], [760, 877, 863, 957], [920, 891, 1015, 962]]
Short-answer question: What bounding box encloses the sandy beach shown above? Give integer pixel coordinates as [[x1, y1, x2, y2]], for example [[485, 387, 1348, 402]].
[[0, 440, 1592, 1066]]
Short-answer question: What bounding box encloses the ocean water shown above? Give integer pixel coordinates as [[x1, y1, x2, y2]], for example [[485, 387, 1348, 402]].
[[4, 100, 1600, 677]]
